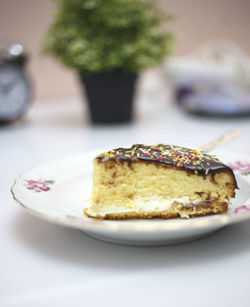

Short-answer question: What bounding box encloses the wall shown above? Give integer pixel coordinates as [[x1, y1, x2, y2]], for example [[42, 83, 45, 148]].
[[0, 0, 250, 98]]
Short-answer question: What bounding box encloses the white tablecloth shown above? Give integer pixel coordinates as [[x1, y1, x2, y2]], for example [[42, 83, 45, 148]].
[[1, 95, 250, 307]]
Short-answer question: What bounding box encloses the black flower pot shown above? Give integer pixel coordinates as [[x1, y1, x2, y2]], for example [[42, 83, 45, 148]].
[[80, 71, 137, 124]]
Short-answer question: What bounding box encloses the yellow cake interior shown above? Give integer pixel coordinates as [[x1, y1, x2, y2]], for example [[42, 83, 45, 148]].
[[85, 159, 236, 219]]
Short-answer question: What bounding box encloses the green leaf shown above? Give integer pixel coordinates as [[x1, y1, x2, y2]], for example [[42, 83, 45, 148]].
[[44, 180, 55, 184]]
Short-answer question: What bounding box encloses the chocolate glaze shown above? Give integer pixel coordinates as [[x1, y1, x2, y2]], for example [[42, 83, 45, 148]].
[[96, 144, 236, 180]]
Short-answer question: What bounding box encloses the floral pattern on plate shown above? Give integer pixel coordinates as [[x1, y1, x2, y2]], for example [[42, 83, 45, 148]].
[[25, 179, 54, 192], [229, 161, 250, 176], [231, 204, 250, 214]]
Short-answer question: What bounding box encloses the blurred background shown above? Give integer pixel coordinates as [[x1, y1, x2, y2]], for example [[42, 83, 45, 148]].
[[1, 0, 250, 99]]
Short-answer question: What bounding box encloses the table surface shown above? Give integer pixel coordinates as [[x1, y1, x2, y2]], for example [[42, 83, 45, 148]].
[[1, 93, 250, 307]]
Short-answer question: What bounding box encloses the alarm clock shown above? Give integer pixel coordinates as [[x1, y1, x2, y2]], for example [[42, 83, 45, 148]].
[[0, 39, 32, 124]]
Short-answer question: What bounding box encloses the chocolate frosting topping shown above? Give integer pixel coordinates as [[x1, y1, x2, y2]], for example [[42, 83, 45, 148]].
[[97, 144, 235, 177]]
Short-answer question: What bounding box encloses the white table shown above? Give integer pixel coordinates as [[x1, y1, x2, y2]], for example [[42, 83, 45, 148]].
[[1, 95, 250, 307]]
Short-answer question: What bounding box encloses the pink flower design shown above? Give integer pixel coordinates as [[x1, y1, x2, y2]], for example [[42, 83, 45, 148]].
[[26, 180, 54, 192], [232, 205, 250, 214], [229, 161, 250, 175]]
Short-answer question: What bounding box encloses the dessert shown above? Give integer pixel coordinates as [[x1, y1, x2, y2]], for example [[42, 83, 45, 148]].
[[84, 144, 237, 219]]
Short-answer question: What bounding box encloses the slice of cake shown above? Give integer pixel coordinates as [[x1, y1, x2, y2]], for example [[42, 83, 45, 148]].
[[85, 144, 237, 219]]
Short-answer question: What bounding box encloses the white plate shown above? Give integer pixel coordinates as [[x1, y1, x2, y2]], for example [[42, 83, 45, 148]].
[[11, 150, 250, 246]]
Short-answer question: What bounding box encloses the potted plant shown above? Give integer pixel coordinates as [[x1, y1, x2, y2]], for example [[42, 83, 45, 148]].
[[43, 0, 173, 123]]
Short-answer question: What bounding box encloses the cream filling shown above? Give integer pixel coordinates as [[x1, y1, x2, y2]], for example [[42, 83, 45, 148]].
[[86, 196, 220, 217]]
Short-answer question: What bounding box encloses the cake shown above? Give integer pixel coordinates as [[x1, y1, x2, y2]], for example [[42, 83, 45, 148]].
[[84, 144, 237, 219]]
